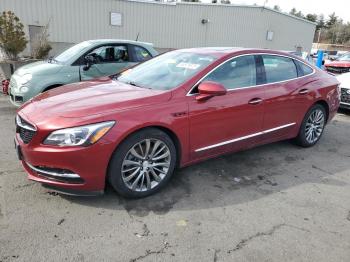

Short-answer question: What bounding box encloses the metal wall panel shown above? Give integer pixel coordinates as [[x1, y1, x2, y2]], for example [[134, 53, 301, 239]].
[[0, 0, 316, 54]]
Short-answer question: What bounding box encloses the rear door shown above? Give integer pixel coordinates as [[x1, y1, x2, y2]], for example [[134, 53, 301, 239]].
[[188, 55, 265, 160], [259, 54, 315, 141]]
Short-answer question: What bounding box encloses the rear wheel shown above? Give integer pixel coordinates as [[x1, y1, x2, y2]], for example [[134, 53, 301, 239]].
[[108, 128, 176, 198], [295, 104, 326, 147]]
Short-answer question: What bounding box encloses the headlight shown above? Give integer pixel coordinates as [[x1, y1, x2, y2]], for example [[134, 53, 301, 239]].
[[19, 86, 29, 93], [18, 73, 32, 86], [43, 121, 115, 146]]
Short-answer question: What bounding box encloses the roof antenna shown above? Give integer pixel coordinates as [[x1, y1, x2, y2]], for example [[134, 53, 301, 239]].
[[136, 32, 140, 41]]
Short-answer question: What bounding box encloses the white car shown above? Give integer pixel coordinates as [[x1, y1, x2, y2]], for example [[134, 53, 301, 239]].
[[336, 72, 350, 109]]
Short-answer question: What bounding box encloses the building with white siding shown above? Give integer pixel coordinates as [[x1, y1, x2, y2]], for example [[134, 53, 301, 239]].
[[0, 0, 316, 56]]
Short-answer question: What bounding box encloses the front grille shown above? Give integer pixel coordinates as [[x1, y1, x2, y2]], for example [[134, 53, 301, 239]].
[[11, 95, 23, 103], [19, 127, 35, 144], [341, 88, 350, 104], [326, 66, 350, 74], [16, 116, 36, 144]]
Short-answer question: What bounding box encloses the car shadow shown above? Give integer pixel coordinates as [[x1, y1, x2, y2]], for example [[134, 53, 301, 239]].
[[338, 108, 350, 115], [61, 115, 350, 217]]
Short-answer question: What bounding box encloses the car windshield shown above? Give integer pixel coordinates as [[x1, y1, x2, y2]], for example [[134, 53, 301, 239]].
[[54, 41, 93, 63], [117, 51, 217, 90], [338, 53, 350, 61]]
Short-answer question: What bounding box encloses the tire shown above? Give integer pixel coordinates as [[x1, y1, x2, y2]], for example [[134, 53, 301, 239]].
[[295, 104, 327, 147], [108, 128, 177, 198]]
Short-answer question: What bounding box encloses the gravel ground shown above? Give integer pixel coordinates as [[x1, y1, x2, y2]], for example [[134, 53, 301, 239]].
[[1, 93, 350, 262]]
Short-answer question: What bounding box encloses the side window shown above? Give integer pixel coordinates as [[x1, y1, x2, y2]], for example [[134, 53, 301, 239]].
[[262, 55, 297, 83], [86, 45, 129, 64], [203, 55, 256, 90], [295, 60, 314, 76], [132, 45, 152, 62]]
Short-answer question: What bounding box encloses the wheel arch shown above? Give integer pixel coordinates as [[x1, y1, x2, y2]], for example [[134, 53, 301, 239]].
[[152, 125, 182, 167], [109, 124, 183, 170], [314, 99, 330, 123]]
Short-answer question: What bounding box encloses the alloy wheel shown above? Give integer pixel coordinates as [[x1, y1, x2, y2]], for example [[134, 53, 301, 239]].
[[121, 139, 171, 192], [305, 109, 325, 144]]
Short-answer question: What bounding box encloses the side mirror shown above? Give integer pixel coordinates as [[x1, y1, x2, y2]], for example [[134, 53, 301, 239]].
[[83, 54, 96, 71], [196, 81, 227, 102]]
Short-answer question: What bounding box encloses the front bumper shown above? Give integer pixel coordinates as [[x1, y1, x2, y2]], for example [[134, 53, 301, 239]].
[[9, 93, 24, 107], [340, 88, 350, 110], [340, 102, 350, 110], [15, 132, 115, 194], [326, 67, 350, 74], [9, 75, 33, 107]]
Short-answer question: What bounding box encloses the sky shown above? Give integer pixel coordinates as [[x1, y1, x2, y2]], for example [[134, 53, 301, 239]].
[[201, 0, 350, 22]]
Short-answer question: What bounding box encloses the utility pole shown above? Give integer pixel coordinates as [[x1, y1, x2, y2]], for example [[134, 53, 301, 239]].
[[317, 28, 322, 49]]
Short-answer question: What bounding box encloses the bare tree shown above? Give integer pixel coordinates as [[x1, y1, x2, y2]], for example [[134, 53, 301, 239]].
[[31, 21, 52, 59]]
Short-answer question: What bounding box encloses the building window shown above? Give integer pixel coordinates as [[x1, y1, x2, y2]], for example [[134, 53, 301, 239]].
[[110, 12, 122, 26]]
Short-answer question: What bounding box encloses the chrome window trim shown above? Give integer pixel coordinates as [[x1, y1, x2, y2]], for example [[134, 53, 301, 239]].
[[186, 53, 316, 96], [26, 162, 81, 179], [16, 115, 37, 131], [340, 102, 350, 105], [195, 122, 296, 152]]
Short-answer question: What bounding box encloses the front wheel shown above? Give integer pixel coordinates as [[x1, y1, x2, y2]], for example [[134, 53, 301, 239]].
[[295, 104, 326, 147], [108, 128, 177, 198]]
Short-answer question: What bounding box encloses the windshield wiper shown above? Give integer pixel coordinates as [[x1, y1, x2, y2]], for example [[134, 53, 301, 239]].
[[128, 81, 153, 90], [113, 78, 151, 89], [128, 81, 140, 87]]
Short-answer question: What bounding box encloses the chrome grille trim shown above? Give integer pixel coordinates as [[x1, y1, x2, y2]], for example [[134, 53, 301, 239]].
[[16, 115, 36, 131], [25, 162, 81, 179]]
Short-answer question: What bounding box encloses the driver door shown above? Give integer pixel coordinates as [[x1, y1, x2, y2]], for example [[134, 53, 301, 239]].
[[188, 55, 265, 160], [80, 45, 134, 80]]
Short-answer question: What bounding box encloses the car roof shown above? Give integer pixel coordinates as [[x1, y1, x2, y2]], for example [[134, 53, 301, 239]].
[[86, 39, 154, 47], [175, 47, 303, 59]]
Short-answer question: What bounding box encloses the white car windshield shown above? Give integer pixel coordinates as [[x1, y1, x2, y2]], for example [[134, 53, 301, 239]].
[[338, 53, 350, 61], [54, 41, 92, 63], [117, 51, 217, 90]]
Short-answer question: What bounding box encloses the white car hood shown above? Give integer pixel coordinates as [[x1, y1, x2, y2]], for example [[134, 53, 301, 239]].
[[336, 72, 350, 89]]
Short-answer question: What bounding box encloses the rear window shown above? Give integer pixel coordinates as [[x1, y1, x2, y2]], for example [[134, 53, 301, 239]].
[[262, 55, 298, 83], [295, 60, 314, 76]]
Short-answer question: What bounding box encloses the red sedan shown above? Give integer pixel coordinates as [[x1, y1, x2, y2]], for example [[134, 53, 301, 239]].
[[15, 48, 340, 198]]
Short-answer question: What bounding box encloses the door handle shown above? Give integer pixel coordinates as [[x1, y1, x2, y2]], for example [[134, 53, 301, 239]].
[[298, 89, 309, 95], [248, 98, 263, 105]]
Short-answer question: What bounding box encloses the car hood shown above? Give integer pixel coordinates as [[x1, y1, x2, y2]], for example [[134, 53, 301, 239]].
[[325, 60, 350, 67], [15, 60, 63, 76], [336, 72, 350, 89], [19, 77, 171, 127]]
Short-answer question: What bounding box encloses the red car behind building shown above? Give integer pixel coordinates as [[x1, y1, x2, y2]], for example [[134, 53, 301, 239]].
[[15, 48, 340, 198]]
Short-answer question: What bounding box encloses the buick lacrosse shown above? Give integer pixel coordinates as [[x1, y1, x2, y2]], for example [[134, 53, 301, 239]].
[[15, 48, 340, 197]]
